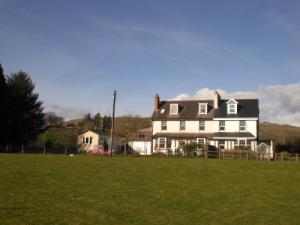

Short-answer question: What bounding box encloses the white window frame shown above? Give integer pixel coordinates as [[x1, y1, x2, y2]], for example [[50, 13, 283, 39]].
[[178, 140, 185, 149], [157, 138, 171, 149], [161, 121, 167, 130], [239, 139, 246, 146], [219, 140, 225, 149], [219, 120, 225, 131], [170, 104, 178, 115], [199, 121, 205, 131], [199, 103, 208, 114], [226, 99, 238, 114], [239, 120, 246, 132], [197, 138, 206, 150]]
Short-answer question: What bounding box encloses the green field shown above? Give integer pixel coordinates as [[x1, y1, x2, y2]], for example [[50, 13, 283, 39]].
[[0, 155, 299, 225]]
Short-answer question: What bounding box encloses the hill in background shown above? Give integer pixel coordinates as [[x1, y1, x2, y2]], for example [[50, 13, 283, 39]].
[[66, 117, 300, 147]]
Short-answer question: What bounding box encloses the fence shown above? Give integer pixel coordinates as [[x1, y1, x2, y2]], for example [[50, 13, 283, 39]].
[[0, 145, 78, 155], [0, 146, 299, 161], [152, 150, 300, 161]]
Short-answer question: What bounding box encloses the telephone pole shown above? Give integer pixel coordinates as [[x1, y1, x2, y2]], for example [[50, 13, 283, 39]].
[[110, 90, 117, 157]]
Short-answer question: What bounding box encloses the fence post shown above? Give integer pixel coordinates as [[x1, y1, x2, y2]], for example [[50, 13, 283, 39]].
[[65, 147, 67, 155], [233, 152, 235, 160], [218, 151, 221, 160], [205, 151, 208, 159], [43, 145, 46, 155], [21, 145, 24, 155], [247, 152, 249, 160], [281, 153, 283, 161]]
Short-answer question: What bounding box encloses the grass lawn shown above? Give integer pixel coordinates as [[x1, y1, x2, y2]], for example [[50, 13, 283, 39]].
[[0, 154, 299, 225]]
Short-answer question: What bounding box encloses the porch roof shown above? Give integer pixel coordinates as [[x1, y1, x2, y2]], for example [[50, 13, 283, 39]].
[[213, 132, 255, 138]]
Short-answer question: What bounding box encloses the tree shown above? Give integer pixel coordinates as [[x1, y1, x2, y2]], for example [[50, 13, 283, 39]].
[[0, 64, 10, 145], [79, 113, 94, 129], [183, 142, 198, 157], [94, 113, 102, 130], [45, 112, 64, 127], [7, 71, 45, 145], [102, 116, 112, 131]]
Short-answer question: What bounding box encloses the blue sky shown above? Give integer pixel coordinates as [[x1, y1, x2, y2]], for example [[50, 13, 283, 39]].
[[0, 0, 300, 124]]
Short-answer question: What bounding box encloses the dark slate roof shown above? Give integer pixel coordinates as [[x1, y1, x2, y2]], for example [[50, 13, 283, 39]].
[[213, 132, 255, 138], [152, 99, 259, 120], [153, 132, 213, 139], [214, 99, 259, 118], [152, 100, 214, 121]]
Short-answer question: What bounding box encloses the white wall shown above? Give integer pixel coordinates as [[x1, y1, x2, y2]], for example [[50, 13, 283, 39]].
[[153, 119, 257, 137], [129, 141, 152, 155]]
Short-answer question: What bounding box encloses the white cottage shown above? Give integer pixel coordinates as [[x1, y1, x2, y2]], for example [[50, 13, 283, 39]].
[[151, 91, 260, 153], [78, 129, 125, 153]]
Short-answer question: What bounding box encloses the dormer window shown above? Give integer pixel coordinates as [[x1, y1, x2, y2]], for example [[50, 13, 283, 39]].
[[170, 104, 178, 115], [226, 99, 238, 114], [199, 103, 208, 114]]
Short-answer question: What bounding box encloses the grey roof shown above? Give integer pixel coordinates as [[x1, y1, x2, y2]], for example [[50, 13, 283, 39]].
[[213, 132, 255, 138], [152, 100, 214, 121], [214, 99, 259, 118], [152, 99, 259, 120]]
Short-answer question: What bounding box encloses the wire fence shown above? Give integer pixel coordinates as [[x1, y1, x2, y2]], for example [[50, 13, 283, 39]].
[[0, 146, 299, 161], [0, 145, 78, 155]]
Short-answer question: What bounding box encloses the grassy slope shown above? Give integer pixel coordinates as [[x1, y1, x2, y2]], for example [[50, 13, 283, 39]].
[[0, 155, 299, 225], [66, 117, 300, 145]]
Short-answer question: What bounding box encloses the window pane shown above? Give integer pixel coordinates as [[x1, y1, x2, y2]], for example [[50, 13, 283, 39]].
[[161, 121, 167, 130], [199, 121, 205, 130], [167, 139, 171, 148], [180, 121, 185, 130]]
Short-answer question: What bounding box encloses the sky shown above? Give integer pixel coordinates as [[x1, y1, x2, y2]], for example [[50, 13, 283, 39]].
[[0, 0, 300, 125]]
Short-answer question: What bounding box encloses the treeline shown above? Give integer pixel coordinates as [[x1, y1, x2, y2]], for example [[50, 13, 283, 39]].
[[0, 64, 44, 146]]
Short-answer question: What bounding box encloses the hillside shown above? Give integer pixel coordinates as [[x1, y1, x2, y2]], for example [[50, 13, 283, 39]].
[[65, 118, 300, 145], [259, 122, 300, 145]]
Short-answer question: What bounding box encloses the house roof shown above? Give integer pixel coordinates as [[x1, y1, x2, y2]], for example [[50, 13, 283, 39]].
[[152, 100, 215, 121], [77, 129, 108, 136], [152, 99, 259, 120], [213, 132, 255, 138], [214, 99, 259, 118]]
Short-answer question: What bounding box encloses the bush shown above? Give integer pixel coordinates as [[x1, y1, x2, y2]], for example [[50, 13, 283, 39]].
[[183, 142, 198, 157]]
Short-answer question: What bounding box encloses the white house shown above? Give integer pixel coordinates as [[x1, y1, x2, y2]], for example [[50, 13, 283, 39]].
[[151, 91, 263, 154], [78, 129, 125, 153], [128, 127, 152, 155]]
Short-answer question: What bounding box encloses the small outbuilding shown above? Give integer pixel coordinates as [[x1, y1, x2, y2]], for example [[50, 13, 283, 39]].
[[128, 127, 152, 155]]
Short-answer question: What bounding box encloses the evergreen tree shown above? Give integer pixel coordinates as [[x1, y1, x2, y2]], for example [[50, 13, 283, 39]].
[[7, 71, 45, 144], [0, 64, 10, 145], [94, 113, 102, 130], [79, 113, 94, 129]]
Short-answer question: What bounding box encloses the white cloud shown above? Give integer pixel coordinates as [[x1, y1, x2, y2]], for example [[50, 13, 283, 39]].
[[172, 83, 300, 126]]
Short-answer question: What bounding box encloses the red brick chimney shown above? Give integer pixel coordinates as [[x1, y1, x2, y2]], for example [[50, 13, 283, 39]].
[[154, 94, 160, 111]]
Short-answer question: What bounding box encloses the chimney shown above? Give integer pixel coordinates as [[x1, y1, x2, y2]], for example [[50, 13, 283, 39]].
[[214, 91, 221, 109], [154, 94, 160, 111]]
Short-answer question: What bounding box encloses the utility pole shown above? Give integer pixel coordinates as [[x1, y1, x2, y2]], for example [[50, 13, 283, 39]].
[[110, 90, 117, 157]]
